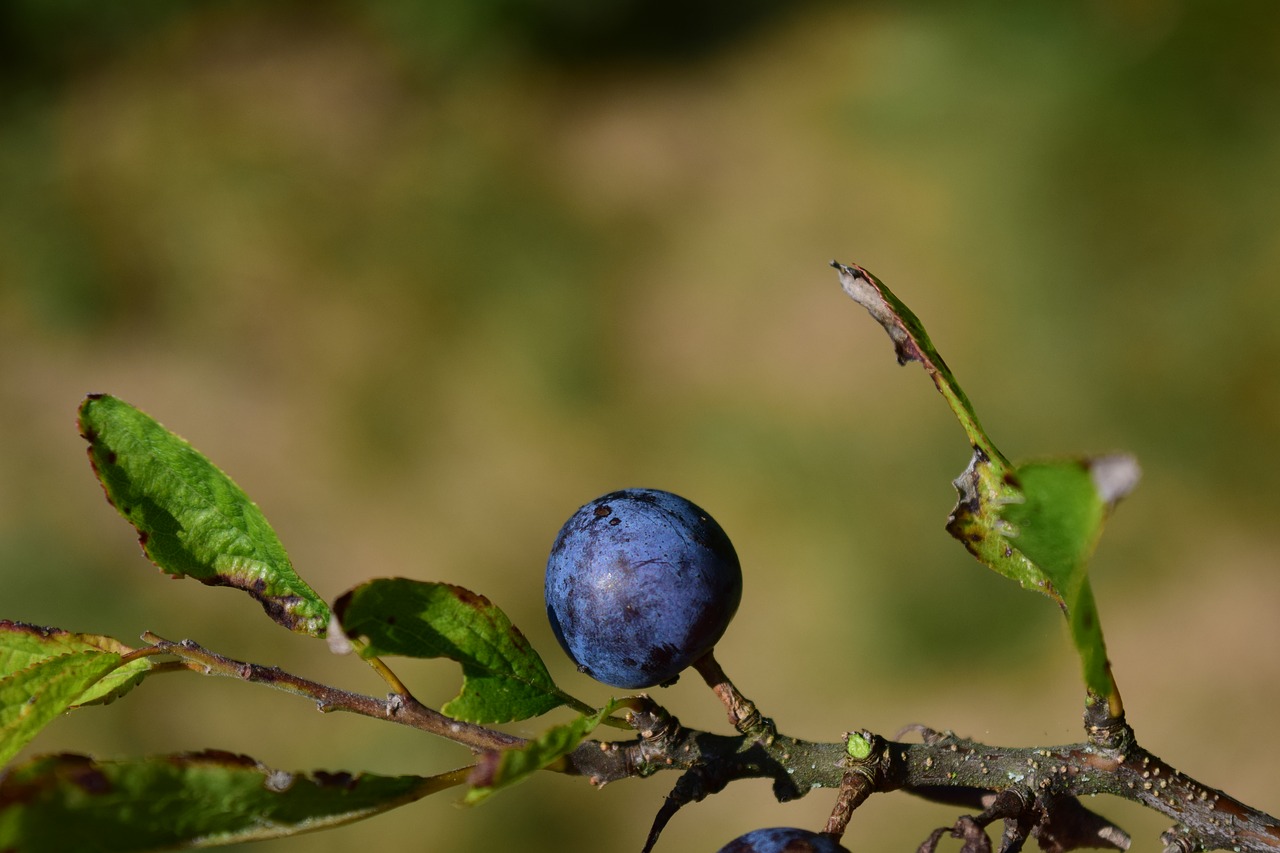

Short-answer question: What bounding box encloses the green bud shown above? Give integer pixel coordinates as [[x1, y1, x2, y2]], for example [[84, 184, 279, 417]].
[[845, 731, 871, 761]]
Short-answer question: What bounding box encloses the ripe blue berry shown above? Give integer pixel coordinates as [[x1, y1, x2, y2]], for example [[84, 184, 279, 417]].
[[545, 488, 742, 689], [716, 828, 851, 853]]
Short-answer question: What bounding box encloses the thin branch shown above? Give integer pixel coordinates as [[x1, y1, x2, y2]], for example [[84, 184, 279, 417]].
[[135, 633, 1280, 851], [140, 633, 522, 754]]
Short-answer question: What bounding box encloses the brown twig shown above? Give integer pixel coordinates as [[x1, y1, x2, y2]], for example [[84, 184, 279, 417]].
[[141, 633, 523, 754]]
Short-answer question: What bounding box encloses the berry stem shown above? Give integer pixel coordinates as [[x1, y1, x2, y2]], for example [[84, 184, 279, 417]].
[[693, 650, 774, 740]]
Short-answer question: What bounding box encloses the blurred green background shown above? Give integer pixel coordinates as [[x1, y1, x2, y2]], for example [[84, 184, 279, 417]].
[[3, 1, 1279, 849]]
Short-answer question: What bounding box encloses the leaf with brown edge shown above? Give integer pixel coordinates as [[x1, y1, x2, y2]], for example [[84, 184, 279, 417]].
[[465, 699, 621, 804], [1, 651, 124, 766], [332, 578, 571, 724], [0, 621, 154, 708], [831, 260, 1010, 471], [0, 622, 152, 706], [78, 394, 330, 637], [0, 751, 469, 850]]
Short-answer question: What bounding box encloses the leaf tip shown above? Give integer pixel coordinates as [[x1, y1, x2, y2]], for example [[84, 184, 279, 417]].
[[77, 392, 114, 426], [831, 259, 919, 366], [1087, 454, 1141, 506]]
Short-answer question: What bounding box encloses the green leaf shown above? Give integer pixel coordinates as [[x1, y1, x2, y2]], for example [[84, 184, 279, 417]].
[[834, 261, 1139, 706], [999, 457, 1138, 700], [333, 578, 567, 724], [948, 451, 1136, 704], [1, 651, 123, 767], [0, 751, 468, 851], [0, 621, 154, 708], [78, 394, 330, 637], [465, 700, 621, 805]]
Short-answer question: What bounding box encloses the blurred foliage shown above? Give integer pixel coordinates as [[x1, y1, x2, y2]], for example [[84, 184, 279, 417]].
[[2, 0, 1280, 850]]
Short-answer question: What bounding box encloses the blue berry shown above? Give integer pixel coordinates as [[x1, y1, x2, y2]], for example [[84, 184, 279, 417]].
[[545, 488, 742, 689], [716, 828, 850, 853]]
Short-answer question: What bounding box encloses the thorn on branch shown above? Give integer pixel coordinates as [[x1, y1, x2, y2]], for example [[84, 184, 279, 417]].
[[637, 758, 732, 850], [642, 767, 725, 853]]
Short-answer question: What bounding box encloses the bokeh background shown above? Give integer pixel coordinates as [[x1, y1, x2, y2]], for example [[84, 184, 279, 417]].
[[3, 1, 1279, 849]]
